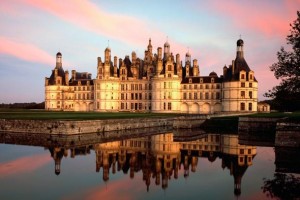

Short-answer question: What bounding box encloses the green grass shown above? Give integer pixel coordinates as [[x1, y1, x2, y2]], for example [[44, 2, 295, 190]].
[[0, 109, 181, 120], [244, 111, 300, 121]]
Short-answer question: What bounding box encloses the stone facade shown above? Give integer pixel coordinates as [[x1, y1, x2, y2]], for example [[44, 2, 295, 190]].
[[45, 38, 258, 113]]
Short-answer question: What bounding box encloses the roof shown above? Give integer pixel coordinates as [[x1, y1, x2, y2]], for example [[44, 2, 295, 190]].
[[181, 76, 222, 84], [48, 67, 66, 85]]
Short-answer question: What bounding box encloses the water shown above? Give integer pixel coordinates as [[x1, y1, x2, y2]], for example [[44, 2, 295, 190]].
[[0, 132, 299, 200]]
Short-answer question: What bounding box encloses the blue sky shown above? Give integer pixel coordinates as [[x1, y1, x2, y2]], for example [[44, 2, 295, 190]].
[[0, 0, 299, 103]]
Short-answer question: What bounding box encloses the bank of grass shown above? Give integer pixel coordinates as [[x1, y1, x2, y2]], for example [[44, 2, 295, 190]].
[[244, 111, 300, 121], [0, 109, 181, 120]]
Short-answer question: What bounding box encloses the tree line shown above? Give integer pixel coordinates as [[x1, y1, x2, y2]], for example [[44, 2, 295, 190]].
[[0, 102, 45, 109]]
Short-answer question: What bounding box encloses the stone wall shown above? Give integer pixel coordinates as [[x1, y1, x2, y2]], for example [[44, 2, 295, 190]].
[[238, 117, 279, 133], [0, 118, 175, 135], [275, 122, 300, 147]]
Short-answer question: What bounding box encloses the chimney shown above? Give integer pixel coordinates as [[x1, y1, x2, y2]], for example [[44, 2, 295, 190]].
[[72, 70, 76, 80], [65, 70, 69, 85]]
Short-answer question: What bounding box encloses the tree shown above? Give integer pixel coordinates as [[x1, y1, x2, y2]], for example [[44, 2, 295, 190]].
[[261, 173, 300, 200], [264, 11, 300, 111]]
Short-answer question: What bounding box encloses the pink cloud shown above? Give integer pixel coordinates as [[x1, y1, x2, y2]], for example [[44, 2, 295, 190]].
[[19, 0, 167, 49], [0, 36, 54, 66], [63, 175, 145, 200], [0, 153, 52, 178], [205, 1, 298, 38]]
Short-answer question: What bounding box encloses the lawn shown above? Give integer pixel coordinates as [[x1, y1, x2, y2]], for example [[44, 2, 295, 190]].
[[244, 111, 300, 121], [0, 109, 180, 120]]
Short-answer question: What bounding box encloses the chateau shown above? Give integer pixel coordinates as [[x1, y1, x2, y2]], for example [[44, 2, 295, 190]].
[[45, 38, 258, 113]]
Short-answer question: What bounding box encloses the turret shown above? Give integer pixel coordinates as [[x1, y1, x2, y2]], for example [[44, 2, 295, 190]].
[[185, 51, 191, 64], [56, 52, 62, 68], [163, 41, 170, 60], [223, 65, 227, 77], [236, 39, 244, 58], [147, 38, 153, 54]]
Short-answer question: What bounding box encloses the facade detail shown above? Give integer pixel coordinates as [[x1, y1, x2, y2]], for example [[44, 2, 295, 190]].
[[45, 38, 258, 113]]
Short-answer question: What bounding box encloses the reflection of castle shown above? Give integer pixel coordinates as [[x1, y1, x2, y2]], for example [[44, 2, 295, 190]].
[[94, 133, 256, 196], [49, 146, 92, 175]]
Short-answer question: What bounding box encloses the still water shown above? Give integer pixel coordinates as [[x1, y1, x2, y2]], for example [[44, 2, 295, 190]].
[[0, 131, 299, 200]]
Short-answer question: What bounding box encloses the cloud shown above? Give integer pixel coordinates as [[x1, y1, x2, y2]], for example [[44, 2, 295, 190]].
[[0, 153, 52, 178], [19, 0, 168, 49], [204, 1, 298, 38], [0, 36, 54, 66]]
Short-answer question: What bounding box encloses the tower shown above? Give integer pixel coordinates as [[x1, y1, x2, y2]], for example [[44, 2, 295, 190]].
[[104, 47, 111, 78], [56, 52, 62, 68], [163, 40, 170, 61]]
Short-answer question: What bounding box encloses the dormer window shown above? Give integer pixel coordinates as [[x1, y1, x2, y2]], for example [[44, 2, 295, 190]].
[[189, 78, 192, 83], [200, 78, 203, 83], [241, 74, 245, 79], [211, 78, 214, 83]]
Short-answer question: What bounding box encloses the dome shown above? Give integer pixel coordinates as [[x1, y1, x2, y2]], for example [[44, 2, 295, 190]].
[[164, 41, 170, 47], [209, 71, 218, 77], [237, 39, 244, 46], [56, 52, 62, 56]]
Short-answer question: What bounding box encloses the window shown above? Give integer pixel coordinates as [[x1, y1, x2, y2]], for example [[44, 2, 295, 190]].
[[249, 91, 253, 99], [240, 149, 244, 154], [205, 92, 209, 99], [241, 74, 245, 79], [200, 84, 203, 89], [183, 93, 187, 100], [200, 78, 203, 83], [200, 93, 203, 99], [168, 65, 172, 71], [121, 103, 124, 109], [250, 74, 253, 80], [205, 84, 209, 89], [189, 85, 192, 89], [241, 103, 245, 111], [163, 103, 166, 110], [189, 78, 192, 83], [241, 91, 245, 98], [168, 102, 172, 110], [216, 92, 220, 99], [241, 82, 245, 87], [194, 93, 197, 99], [249, 103, 252, 111], [164, 82, 166, 89], [249, 83, 252, 88], [183, 85, 187, 89], [248, 149, 251, 154], [194, 85, 197, 89], [189, 93, 192, 99]]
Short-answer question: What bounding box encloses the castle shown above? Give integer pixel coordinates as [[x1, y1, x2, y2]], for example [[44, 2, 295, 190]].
[[45, 38, 258, 113]]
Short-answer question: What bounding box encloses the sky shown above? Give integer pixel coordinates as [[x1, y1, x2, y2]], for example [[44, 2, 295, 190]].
[[0, 0, 299, 103]]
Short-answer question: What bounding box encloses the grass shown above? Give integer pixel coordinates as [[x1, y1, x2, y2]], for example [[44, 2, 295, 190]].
[[0, 109, 181, 120], [243, 111, 300, 121]]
